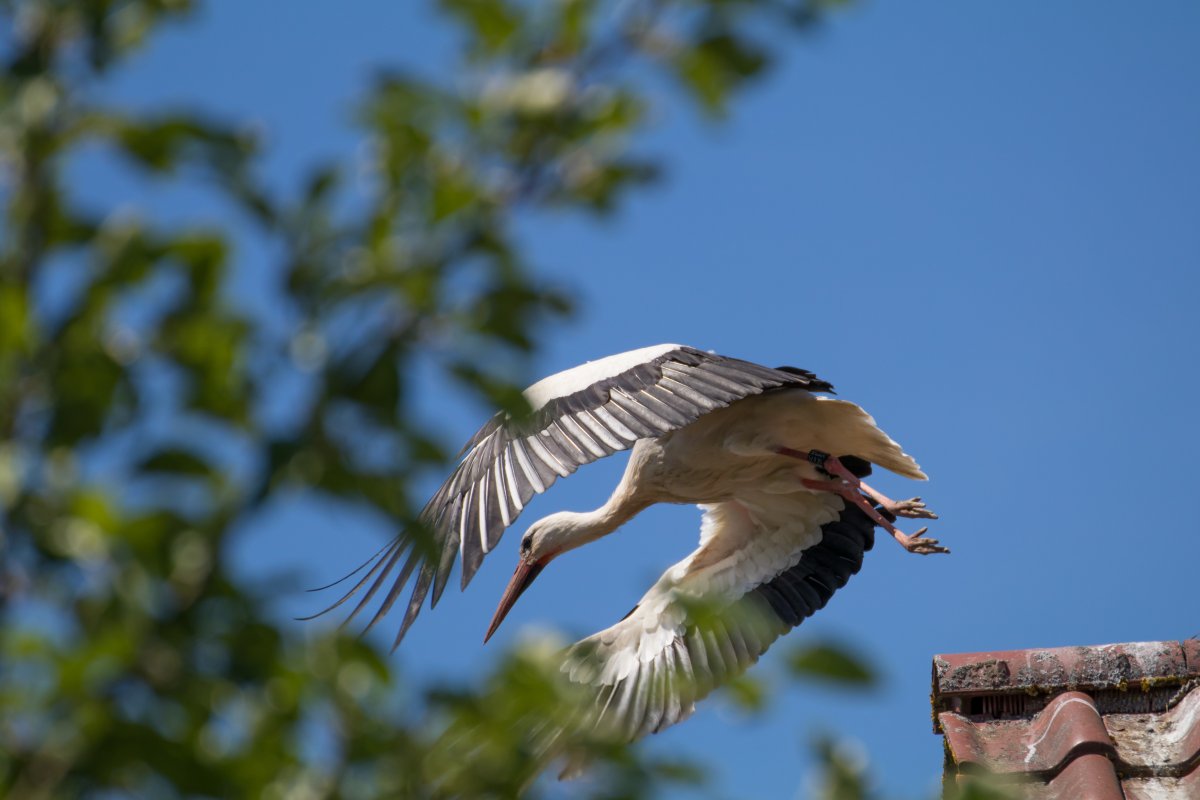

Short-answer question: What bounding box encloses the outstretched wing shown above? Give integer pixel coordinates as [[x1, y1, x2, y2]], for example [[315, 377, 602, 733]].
[[311, 344, 833, 649], [560, 492, 875, 743]]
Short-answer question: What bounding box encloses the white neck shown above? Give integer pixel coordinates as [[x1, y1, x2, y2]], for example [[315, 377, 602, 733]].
[[542, 495, 646, 557]]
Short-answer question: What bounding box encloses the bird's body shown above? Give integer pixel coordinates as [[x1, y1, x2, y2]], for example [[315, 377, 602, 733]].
[[543, 389, 923, 539], [312, 344, 944, 751], [642, 389, 926, 499]]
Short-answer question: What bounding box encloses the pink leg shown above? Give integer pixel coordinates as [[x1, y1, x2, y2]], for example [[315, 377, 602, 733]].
[[818, 456, 937, 521], [777, 448, 949, 556], [800, 478, 947, 554], [859, 483, 938, 520]]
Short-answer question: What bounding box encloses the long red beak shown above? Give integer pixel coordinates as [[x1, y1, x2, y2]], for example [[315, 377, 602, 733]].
[[484, 558, 545, 643]]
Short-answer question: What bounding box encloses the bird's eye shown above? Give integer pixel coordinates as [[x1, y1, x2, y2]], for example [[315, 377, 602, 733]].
[[521, 538, 531, 553]]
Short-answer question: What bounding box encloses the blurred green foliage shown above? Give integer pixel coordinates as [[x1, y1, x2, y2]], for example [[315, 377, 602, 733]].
[[789, 641, 877, 687], [0, 0, 965, 797]]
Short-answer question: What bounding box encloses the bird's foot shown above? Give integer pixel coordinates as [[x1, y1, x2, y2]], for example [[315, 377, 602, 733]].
[[881, 496, 938, 520], [894, 528, 950, 555], [780, 448, 949, 555], [800, 472, 949, 557]]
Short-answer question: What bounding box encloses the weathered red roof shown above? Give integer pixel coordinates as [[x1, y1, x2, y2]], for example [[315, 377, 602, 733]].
[[931, 640, 1200, 798]]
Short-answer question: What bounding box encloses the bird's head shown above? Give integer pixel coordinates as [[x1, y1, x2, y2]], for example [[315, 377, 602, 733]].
[[484, 512, 582, 643]]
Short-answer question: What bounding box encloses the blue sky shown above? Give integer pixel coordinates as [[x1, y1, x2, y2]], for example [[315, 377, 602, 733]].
[[83, 2, 1200, 797]]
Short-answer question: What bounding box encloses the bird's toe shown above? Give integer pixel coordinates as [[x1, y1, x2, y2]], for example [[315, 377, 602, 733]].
[[890, 498, 939, 520]]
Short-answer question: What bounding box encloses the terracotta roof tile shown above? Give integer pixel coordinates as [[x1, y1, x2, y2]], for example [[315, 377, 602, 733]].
[[1106, 686, 1200, 772], [1041, 752, 1124, 800], [932, 640, 1200, 798], [939, 692, 1115, 776], [1123, 769, 1200, 800]]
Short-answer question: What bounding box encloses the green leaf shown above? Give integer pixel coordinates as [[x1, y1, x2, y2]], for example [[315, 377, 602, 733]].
[[110, 115, 253, 175], [47, 341, 128, 445], [0, 282, 32, 353], [674, 31, 770, 115], [810, 734, 873, 800], [788, 641, 877, 686], [431, 160, 480, 221], [449, 360, 533, 419], [441, 0, 522, 56], [137, 447, 213, 477], [947, 774, 1023, 800], [722, 673, 768, 713]]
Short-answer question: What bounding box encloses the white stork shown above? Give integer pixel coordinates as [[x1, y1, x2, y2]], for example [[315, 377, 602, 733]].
[[311, 344, 944, 744]]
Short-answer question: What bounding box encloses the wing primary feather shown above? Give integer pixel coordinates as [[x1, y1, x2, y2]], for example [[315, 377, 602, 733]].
[[744, 594, 781, 652], [525, 433, 572, 478], [635, 388, 691, 426], [698, 361, 774, 390], [477, 471, 492, 555], [786, 571, 825, 614], [660, 649, 681, 728], [493, 459, 512, 531], [613, 666, 641, 741], [429, 515, 462, 608], [460, 517, 489, 590], [643, 383, 698, 416], [455, 413, 504, 459], [796, 545, 847, 583], [815, 526, 864, 562], [458, 485, 483, 584], [706, 625, 734, 680], [333, 544, 412, 633], [695, 627, 720, 682], [681, 364, 754, 397], [594, 682, 621, 729], [670, 641, 695, 720], [608, 389, 672, 431], [455, 484, 474, 557], [657, 377, 720, 411], [600, 398, 657, 437], [501, 449, 525, 514], [544, 423, 589, 465], [770, 573, 814, 621], [391, 559, 435, 651], [712, 620, 742, 674], [732, 602, 765, 657], [629, 661, 654, 741], [755, 583, 800, 626], [341, 543, 411, 630], [802, 573, 835, 610], [510, 439, 547, 494], [804, 571, 834, 596], [686, 628, 713, 694], [659, 654, 681, 732], [590, 406, 638, 442], [640, 658, 665, 739], [726, 619, 753, 666], [556, 414, 610, 458], [661, 364, 742, 402], [305, 537, 396, 594], [720, 358, 806, 386], [361, 546, 424, 635], [295, 538, 404, 621], [574, 410, 626, 450]]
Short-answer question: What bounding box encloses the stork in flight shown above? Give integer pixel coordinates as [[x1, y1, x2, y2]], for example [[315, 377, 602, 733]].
[[311, 344, 945, 743]]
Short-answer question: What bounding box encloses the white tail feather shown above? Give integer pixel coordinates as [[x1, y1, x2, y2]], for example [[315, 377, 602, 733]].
[[804, 398, 927, 480]]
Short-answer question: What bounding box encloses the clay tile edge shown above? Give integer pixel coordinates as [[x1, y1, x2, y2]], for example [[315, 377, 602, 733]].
[[933, 640, 1198, 700]]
